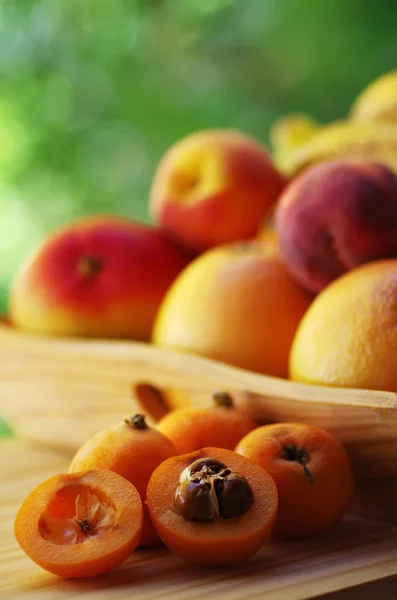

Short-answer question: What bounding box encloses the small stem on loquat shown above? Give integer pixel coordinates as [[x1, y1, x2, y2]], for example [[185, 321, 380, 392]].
[[212, 391, 233, 409], [125, 414, 149, 430], [303, 465, 314, 484], [283, 444, 314, 484]]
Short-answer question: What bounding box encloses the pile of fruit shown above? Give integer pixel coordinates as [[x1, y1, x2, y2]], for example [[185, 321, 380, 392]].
[[8, 69, 397, 393], [15, 395, 354, 577], [13, 69, 397, 578]]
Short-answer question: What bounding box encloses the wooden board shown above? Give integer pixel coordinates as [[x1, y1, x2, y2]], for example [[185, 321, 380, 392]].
[[1, 324, 397, 481], [2, 439, 397, 600]]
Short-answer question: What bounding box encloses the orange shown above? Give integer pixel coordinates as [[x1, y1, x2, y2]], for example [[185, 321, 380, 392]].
[[290, 259, 397, 391], [153, 239, 312, 378]]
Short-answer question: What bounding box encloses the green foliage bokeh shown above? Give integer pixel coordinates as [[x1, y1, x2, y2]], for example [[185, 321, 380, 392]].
[[1, 0, 397, 312]]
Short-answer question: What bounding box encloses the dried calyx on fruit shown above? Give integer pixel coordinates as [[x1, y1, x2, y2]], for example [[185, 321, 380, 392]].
[[211, 390, 234, 408], [124, 413, 149, 430], [174, 457, 253, 522], [282, 444, 313, 483]]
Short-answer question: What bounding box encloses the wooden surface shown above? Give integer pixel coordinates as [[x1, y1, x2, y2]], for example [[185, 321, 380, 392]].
[[1, 324, 397, 481], [2, 439, 397, 600]]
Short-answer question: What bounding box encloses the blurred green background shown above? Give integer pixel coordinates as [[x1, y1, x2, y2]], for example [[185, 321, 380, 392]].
[[1, 0, 397, 314]]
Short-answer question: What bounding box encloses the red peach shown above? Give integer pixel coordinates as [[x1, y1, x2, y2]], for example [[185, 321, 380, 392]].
[[149, 129, 285, 253], [275, 160, 397, 293], [9, 215, 189, 341]]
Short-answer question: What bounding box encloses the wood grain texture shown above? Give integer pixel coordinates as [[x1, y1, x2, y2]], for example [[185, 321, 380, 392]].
[[2, 439, 397, 600], [1, 323, 397, 480]]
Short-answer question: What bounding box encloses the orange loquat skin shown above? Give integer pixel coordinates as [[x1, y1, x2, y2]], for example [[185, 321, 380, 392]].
[[146, 447, 278, 566], [10, 215, 189, 341], [235, 422, 354, 539], [156, 391, 256, 453], [150, 129, 285, 253], [69, 414, 177, 547], [14, 469, 143, 578]]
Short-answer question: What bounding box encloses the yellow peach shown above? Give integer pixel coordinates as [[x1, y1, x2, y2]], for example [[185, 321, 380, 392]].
[[153, 240, 312, 378], [150, 129, 285, 253], [10, 216, 189, 341]]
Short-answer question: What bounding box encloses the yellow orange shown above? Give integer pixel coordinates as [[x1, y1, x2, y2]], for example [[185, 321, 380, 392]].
[[290, 259, 397, 391], [153, 240, 312, 378]]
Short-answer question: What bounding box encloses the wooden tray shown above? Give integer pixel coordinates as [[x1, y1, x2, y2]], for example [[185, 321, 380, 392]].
[[1, 322, 397, 474], [2, 439, 397, 600], [1, 321, 397, 524], [2, 322, 397, 598]]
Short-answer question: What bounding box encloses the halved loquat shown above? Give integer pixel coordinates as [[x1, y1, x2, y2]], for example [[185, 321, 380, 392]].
[[69, 414, 177, 548], [146, 447, 278, 566], [14, 469, 143, 578]]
